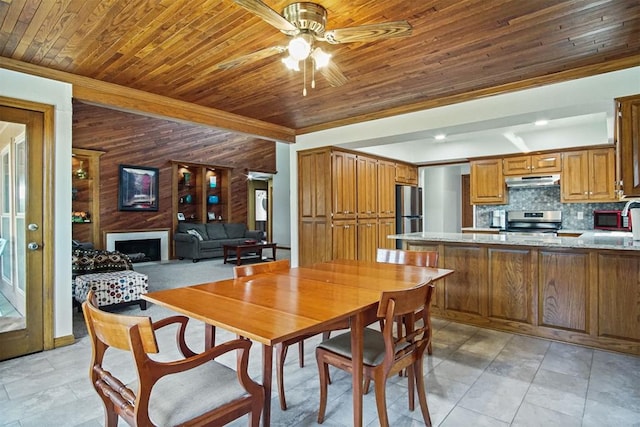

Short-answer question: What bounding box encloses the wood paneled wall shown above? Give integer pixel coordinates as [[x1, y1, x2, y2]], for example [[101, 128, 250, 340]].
[[72, 101, 276, 243]]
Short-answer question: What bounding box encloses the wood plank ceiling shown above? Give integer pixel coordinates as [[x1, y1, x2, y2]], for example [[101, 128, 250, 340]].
[[1, 0, 639, 134]]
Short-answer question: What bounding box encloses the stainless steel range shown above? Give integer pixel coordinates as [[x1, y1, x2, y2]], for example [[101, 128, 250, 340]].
[[503, 210, 562, 236]]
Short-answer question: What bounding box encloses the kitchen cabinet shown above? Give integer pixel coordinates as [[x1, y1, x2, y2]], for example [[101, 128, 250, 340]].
[[377, 218, 396, 250], [561, 148, 616, 202], [170, 160, 231, 234], [470, 159, 506, 204], [298, 148, 403, 266], [377, 160, 395, 218], [357, 219, 378, 262], [356, 155, 377, 219], [331, 151, 357, 220], [616, 94, 640, 197], [332, 219, 357, 261], [72, 148, 104, 248], [488, 247, 532, 323], [395, 162, 418, 185], [503, 152, 561, 176]]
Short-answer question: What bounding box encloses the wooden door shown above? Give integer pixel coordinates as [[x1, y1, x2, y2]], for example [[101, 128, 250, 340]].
[[561, 150, 589, 201], [377, 160, 395, 218], [588, 148, 616, 201], [0, 103, 47, 361], [356, 156, 377, 219], [332, 151, 357, 220], [356, 219, 377, 261], [531, 152, 561, 173], [377, 218, 396, 250], [617, 94, 640, 197], [461, 174, 473, 228], [470, 159, 506, 204], [332, 220, 357, 260], [503, 155, 531, 175]]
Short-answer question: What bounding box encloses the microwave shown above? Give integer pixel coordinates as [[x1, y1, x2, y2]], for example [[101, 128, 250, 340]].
[[593, 210, 631, 231]]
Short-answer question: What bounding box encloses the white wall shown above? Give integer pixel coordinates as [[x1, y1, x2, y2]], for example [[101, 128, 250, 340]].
[[272, 142, 291, 248], [421, 164, 468, 232], [0, 68, 73, 339]]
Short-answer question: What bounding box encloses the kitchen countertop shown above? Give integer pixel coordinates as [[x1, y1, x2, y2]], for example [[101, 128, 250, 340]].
[[389, 230, 640, 251]]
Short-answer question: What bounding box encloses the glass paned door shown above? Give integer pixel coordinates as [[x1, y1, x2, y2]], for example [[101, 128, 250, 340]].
[[0, 103, 45, 361]]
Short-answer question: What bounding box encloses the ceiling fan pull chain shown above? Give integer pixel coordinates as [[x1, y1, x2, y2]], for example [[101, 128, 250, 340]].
[[303, 58, 308, 96], [311, 61, 316, 89]]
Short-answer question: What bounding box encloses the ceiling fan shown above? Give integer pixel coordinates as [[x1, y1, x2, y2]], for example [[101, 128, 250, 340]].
[[215, 0, 413, 95]]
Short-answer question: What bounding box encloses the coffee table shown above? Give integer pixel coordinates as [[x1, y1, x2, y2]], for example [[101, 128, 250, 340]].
[[222, 241, 277, 266]]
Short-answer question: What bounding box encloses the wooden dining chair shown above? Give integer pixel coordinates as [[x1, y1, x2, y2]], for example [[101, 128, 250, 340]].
[[234, 259, 348, 411], [315, 280, 435, 427], [82, 290, 264, 427], [376, 248, 439, 355]]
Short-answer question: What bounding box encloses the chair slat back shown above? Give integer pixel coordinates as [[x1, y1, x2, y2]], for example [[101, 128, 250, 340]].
[[233, 259, 290, 278], [376, 248, 439, 267], [83, 290, 158, 354]]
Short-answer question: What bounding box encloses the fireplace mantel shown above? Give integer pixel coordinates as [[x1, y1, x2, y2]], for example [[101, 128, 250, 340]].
[[104, 229, 170, 261]]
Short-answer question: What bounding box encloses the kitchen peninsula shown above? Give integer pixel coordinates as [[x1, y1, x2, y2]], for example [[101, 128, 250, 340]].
[[390, 231, 640, 355]]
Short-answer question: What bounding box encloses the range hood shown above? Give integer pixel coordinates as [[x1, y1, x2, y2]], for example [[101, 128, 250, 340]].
[[505, 174, 560, 188]]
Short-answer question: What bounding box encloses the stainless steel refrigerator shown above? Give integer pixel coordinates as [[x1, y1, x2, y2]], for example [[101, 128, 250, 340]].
[[396, 185, 423, 248]]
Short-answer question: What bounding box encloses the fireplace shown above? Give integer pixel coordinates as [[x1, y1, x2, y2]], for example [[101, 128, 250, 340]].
[[115, 238, 161, 263], [105, 229, 170, 262]]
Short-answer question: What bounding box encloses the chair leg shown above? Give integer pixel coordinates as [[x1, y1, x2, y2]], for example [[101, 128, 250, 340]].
[[373, 372, 390, 427], [414, 359, 432, 427], [407, 365, 415, 411], [363, 378, 371, 394], [298, 340, 305, 368], [276, 343, 289, 410], [316, 351, 330, 424]]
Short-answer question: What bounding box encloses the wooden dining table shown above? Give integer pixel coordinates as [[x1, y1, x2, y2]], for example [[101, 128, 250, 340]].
[[142, 259, 454, 427]]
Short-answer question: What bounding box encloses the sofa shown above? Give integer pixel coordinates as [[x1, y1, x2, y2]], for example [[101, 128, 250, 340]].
[[174, 222, 263, 262], [72, 249, 148, 310]]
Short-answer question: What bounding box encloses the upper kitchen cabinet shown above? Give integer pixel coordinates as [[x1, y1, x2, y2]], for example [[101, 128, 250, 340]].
[[377, 160, 396, 218], [470, 159, 506, 204], [356, 155, 377, 219], [616, 94, 640, 197], [561, 148, 616, 202], [331, 150, 357, 220], [503, 153, 561, 176], [396, 162, 418, 185]]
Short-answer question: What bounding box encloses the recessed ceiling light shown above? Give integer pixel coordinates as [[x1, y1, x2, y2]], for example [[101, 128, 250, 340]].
[[435, 134, 446, 140], [534, 120, 548, 126]]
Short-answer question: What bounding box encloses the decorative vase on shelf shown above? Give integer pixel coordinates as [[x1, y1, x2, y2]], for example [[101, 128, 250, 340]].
[[184, 194, 193, 204], [75, 161, 88, 179], [183, 172, 192, 186]]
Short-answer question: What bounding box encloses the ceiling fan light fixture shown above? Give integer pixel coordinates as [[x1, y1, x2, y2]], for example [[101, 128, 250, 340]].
[[311, 47, 331, 69], [282, 55, 300, 71], [288, 34, 313, 61]]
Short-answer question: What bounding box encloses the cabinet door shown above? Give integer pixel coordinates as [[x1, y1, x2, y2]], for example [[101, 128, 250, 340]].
[[356, 219, 377, 262], [299, 150, 331, 220], [589, 148, 616, 201], [561, 150, 589, 201], [488, 247, 532, 324], [332, 220, 357, 260], [377, 218, 396, 250], [617, 95, 640, 197], [356, 156, 377, 219], [332, 151, 357, 219], [377, 160, 396, 217], [503, 155, 531, 176], [470, 159, 506, 204], [299, 219, 332, 266], [531, 152, 561, 173]]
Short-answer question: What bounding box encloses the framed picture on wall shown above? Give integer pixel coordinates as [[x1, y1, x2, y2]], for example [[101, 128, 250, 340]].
[[118, 165, 159, 211]]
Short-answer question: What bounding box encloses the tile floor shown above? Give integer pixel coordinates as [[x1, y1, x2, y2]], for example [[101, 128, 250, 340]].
[[1, 316, 640, 426]]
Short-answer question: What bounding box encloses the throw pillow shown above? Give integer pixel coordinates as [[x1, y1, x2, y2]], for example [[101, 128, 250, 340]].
[[186, 229, 204, 241]]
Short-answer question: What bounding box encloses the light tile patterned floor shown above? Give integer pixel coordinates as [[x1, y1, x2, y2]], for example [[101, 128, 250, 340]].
[[1, 314, 640, 426]]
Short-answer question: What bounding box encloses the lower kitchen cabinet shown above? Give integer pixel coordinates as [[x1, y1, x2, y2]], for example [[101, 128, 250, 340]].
[[332, 220, 357, 260], [406, 240, 640, 356], [357, 219, 377, 262]]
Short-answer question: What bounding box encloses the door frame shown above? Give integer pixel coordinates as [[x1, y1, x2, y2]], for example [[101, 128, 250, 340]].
[[0, 95, 55, 354]]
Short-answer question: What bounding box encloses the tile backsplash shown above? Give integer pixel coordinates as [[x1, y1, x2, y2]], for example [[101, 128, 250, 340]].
[[475, 186, 626, 230]]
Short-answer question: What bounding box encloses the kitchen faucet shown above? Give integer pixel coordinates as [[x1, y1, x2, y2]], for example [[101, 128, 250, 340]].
[[621, 199, 640, 217]]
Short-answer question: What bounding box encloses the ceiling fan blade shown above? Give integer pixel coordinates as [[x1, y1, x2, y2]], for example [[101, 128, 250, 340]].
[[232, 0, 298, 33], [214, 46, 286, 70], [320, 61, 348, 87], [324, 21, 412, 44]]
